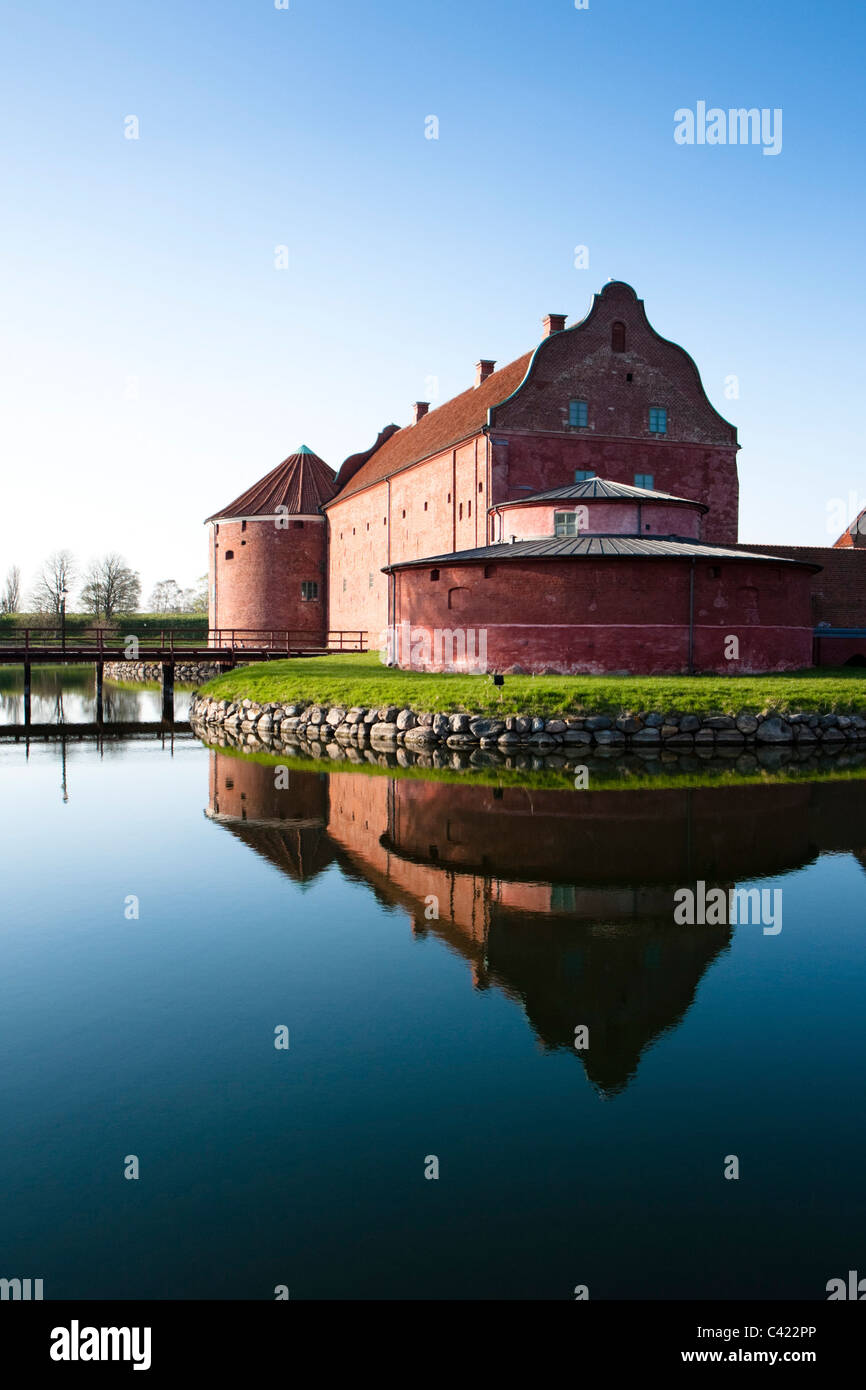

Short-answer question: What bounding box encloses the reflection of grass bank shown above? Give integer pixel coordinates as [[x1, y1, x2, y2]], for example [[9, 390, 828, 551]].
[[0, 664, 94, 691], [104, 678, 198, 693], [200, 652, 866, 717], [196, 733, 866, 794]]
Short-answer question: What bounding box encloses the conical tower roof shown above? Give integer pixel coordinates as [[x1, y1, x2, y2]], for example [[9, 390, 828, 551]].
[[206, 445, 337, 521]]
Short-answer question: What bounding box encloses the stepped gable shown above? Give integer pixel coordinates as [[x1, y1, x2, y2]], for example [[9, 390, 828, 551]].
[[207, 445, 337, 521]]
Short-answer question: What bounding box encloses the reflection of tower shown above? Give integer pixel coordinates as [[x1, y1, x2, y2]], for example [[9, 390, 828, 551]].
[[206, 751, 333, 883], [206, 446, 337, 644]]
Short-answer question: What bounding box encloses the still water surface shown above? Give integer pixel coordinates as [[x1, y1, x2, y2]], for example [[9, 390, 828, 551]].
[[1, 669, 864, 1298]]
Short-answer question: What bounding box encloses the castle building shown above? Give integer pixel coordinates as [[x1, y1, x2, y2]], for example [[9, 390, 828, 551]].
[[206, 281, 865, 673]]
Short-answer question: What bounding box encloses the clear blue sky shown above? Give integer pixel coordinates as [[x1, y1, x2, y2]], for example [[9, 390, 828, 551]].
[[1, 0, 864, 604]]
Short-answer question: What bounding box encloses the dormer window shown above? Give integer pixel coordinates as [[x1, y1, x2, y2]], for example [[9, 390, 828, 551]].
[[634, 473, 654, 490], [611, 321, 626, 352], [554, 511, 579, 537], [569, 399, 588, 428], [649, 406, 667, 434], [574, 469, 595, 483]]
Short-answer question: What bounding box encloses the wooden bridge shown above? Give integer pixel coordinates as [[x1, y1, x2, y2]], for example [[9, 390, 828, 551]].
[[0, 627, 367, 721]]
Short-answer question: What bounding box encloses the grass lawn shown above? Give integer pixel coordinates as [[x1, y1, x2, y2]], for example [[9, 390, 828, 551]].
[[199, 652, 866, 716]]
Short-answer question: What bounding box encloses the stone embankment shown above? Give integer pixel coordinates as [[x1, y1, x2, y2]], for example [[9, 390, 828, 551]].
[[189, 693, 866, 770], [104, 661, 224, 683]]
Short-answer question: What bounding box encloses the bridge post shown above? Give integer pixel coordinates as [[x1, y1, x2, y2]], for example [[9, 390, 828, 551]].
[[23, 660, 31, 726], [162, 661, 174, 723], [95, 661, 104, 724]]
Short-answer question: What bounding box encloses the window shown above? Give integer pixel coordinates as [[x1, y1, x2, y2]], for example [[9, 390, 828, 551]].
[[554, 510, 579, 537], [342, 578, 347, 592], [424, 501, 428, 511], [430, 569, 440, 581], [634, 473, 654, 490], [447, 492, 451, 503], [402, 509, 406, 518], [241, 520, 247, 532], [611, 321, 626, 352], [300, 581, 319, 601], [292, 520, 304, 529], [468, 500, 472, 518], [224, 550, 234, 560], [368, 572, 374, 588], [574, 469, 595, 483], [569, 399, 588, 427], [709, 566, 720, 579], [649, 407, 667, 434], [366, 522, 369, 530], [459, 503, 463, 520], [483, 564, 495, 578], [626, 372, 633, 382]]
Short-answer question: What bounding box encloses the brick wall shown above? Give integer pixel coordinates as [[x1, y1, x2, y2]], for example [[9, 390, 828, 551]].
[[732, 544, 866, 628], [209, 517, 327, 639]]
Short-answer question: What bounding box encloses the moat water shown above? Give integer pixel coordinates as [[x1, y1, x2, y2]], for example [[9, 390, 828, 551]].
[[1, 668, 864, 1299]]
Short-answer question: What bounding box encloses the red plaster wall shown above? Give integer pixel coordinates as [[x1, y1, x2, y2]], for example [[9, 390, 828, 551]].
[[392, 556, 814, 674], [494, 499, 703, 541], [209, 518, 327, 640]]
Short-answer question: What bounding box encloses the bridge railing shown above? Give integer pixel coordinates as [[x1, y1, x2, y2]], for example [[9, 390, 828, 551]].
[[0, 627, 368, 655], [206, 629, 367, 652]]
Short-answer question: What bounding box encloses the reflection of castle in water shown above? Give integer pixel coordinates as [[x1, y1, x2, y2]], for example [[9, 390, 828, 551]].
[[206, 755, 866, 1095]]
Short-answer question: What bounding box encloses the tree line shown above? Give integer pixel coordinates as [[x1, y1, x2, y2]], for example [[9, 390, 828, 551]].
[[0, 552, 208, 620]]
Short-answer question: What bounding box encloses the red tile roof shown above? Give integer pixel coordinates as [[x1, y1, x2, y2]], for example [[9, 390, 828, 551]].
[[206, 446, 337, 521], [329, 353, 533, 504]]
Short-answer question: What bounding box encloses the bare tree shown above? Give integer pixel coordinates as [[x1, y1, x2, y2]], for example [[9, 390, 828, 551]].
[[0, 565, 21, 614], [30, 550, 77, 615], [189, 574, 209, 614], [148, 579, 185, 613], [80, 554, 141, 619]]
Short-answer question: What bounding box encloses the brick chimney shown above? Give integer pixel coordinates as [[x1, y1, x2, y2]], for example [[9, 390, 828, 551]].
[[475, 359, 496, 387], [411, 401, 430, 424], [542, 313, 567, 337]]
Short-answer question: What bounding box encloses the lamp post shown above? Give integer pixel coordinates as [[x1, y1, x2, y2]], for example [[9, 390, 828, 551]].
[[59, 585, 68, 653]]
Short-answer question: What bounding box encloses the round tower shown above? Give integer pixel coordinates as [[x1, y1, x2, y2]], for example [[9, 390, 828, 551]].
[[206, 445, 336, 644]]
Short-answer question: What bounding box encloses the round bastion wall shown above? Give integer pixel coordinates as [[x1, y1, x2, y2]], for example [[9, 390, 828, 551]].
[[388, 554, 816, 675]]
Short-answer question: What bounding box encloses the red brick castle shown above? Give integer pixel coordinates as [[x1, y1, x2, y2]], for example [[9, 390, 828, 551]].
[[206, 281, 866, 673]]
